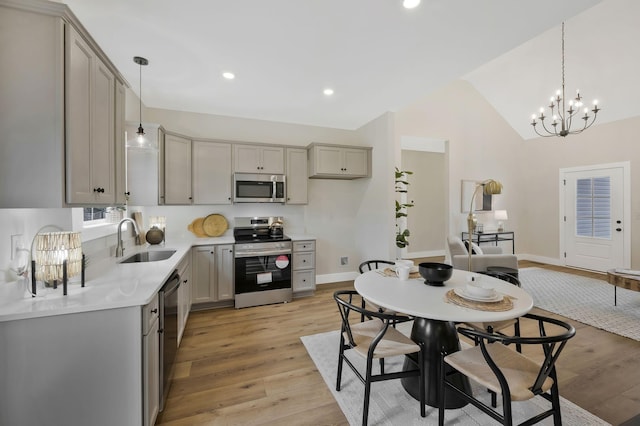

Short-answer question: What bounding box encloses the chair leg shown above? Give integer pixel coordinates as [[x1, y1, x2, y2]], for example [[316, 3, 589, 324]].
[[336, 338, 345, 391], [514, 320, 522, 353], [438, 351, 446, 426], [379, 358, 385, 375], [502, 393, 513, 426], [550, 372, 562, 425], [363, 357, 374, 426], [419, 345, 426, 417]]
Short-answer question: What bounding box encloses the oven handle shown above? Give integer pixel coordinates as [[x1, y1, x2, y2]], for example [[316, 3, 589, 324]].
[[235, 249, 291, 258]]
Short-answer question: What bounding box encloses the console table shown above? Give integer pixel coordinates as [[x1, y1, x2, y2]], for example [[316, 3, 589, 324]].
[[461, 231, 515, 254]]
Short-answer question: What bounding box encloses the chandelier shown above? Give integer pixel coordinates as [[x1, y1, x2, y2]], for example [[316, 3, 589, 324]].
[[530, 22, 600, 137]]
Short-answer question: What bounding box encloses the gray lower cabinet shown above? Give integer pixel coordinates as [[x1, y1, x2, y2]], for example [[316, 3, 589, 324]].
[[177, 252, 192, 345], [192, 244, 234, 307], [292, 240, 316, 294], [142, 295, 160, 426]]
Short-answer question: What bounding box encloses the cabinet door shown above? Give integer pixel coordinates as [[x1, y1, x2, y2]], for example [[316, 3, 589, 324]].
[[192, 246, 215, 303], [343, 148, 368, 177], [313, 145, 343, 175], [91, 56, 116, 201], [233, 144, 261, 172], [216, 244, 234, 301], [143, 317, 159, 426], [260, 146, 285, 174], [66, 26, 116, 204], [285, 148, 308, 204], [163, 134, 192, 205], [193, 141, 232, 204]]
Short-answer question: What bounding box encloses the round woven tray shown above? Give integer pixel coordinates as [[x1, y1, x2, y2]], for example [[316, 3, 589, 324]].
[[202, 213, 228, 237], [445, 289, 514, 312]]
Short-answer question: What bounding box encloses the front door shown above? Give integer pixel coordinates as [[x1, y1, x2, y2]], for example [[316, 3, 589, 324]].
[[561, 163, 629, 272]]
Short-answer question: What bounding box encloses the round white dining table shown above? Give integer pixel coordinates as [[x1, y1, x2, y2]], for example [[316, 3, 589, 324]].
[[354, 268, 534, 408]]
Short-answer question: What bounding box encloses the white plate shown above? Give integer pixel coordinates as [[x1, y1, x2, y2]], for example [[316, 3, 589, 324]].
[[454, 288, 503, 303]]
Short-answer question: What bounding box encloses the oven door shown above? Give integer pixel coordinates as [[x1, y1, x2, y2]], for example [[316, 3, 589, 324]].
[[234, 252, 292, 294]]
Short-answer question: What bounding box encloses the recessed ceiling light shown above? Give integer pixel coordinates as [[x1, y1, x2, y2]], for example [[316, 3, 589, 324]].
[[403, 0, 420, 9], [222, 72, 235, 80], [323, 88, 334, 96]]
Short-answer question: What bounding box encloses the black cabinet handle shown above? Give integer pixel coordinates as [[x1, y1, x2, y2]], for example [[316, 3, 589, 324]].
[[125, 191, 130, 196], [150, 308, 158, 314], [616, 228, 622, 232]]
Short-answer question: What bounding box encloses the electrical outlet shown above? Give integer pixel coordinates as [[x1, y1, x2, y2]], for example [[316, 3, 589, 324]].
[[11, 234, 24, 261], [340, 256, 348, 266]]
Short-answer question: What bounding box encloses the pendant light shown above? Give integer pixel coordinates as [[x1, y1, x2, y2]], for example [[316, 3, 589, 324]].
[[127, 56, 156, 149]]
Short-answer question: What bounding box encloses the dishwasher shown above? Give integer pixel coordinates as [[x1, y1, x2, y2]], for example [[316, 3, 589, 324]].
[[159, 270, 180, 411]]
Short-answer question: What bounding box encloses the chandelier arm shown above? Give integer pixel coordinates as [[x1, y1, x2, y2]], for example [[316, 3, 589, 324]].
[[539, 118, 559, 136]]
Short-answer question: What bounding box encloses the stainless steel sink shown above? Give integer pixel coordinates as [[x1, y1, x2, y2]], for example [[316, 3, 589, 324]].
[[119, 250, 176, 264]]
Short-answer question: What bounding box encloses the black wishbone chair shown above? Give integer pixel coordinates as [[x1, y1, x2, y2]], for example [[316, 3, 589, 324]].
[[334, 290, 425, 426], [462, 271, 523, 353], [439, 313, 576, 426], [357, 260, 413, 326]]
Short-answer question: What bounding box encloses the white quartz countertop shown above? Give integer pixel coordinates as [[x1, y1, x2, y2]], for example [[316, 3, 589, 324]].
[[0, 234, 315, 322], [0, 236, 232, 322]]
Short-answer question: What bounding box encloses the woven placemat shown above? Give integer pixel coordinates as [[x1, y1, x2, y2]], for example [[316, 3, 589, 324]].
[[380, 267, 421, 279], [445, 289, 514, 312]]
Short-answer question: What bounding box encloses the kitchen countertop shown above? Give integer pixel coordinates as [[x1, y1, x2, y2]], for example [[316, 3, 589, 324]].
[[0, 234, 314, 323]]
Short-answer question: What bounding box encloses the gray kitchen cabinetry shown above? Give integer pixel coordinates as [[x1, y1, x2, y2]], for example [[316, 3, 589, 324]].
[[142, 294, 160, 426], [161, 132, 193, 205], [193, 140, 232, 204], [292, 240, 316, 294], [285, 148, 308, 204], [307, 143, 371, 179], [177, 252, 192, 346], [192, 244, 234, 308], [0, 0, 126, 207], [234, 144, 285, 174]]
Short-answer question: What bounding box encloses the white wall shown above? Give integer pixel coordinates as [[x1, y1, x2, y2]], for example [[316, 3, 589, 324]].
[[396, 78, 640, 269]]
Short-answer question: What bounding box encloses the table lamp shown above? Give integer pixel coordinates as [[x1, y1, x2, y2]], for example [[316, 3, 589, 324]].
[[31, 229, 84, 296], [467, 179, 503, 271], [495, 210, 508, 232]]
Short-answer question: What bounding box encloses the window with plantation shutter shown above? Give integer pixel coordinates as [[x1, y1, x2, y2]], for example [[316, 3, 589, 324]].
[[576, 177, 611, 239]]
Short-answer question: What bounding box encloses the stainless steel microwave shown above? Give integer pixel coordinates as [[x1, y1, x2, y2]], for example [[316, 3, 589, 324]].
[[233, 173, 286, 203]]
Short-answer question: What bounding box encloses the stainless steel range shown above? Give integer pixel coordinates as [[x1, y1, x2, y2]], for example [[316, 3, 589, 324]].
[[233, 217, 292, 308]]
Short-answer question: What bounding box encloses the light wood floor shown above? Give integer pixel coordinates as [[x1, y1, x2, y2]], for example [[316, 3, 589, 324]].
[[157, 260, 640, 426]]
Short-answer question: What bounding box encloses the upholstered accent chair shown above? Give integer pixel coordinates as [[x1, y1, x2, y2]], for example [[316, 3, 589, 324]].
[[446, 235, 518, 273]]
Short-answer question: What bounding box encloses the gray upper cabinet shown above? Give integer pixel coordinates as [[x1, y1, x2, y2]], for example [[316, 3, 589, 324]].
[[234, 144, 285, 174], [192, 140, 232, 204], [161, 133, 192, 205], [307, 143, 371, 179], [285, 148, 308, 204], [0, 0, 126, 207]]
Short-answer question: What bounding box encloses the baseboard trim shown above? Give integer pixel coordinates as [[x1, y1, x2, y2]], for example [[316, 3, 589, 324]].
[[518, 253, 564, 266], [316, 271, 358, 285]]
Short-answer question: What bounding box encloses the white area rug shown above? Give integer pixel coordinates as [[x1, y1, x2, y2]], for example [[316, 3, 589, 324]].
[[301, 328, 608, 426], [519, 267, 640, 341]]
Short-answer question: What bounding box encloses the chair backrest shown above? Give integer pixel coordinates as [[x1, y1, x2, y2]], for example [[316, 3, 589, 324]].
[[478, 270, 521, 287], [358, 260, 394, 273], [447, 236, 468, 256], [334, 290, 399, 352], [457, 313, 575, 395]]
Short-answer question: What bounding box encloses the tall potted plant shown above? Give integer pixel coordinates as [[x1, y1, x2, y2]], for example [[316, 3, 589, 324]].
[[395, 167, 414, 248]]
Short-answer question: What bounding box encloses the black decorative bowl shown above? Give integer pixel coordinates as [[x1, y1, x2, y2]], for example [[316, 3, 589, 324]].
[[418, 262, 453, 286]]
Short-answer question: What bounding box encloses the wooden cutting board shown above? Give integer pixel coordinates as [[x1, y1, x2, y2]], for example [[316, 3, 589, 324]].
[[202, 214, 228, 237], [188, 217, 207, 238]]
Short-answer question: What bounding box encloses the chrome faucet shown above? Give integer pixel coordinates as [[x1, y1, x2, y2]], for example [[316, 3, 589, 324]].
[[115, 218, 140, 257]]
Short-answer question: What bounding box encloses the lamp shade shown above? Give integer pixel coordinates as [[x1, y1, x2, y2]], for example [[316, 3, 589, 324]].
[[494, 210, 509, 221], [34, 232, 82, 282]]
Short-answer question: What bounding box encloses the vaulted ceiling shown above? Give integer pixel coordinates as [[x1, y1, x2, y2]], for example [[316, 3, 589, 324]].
[[60, 0, 636, 139]]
